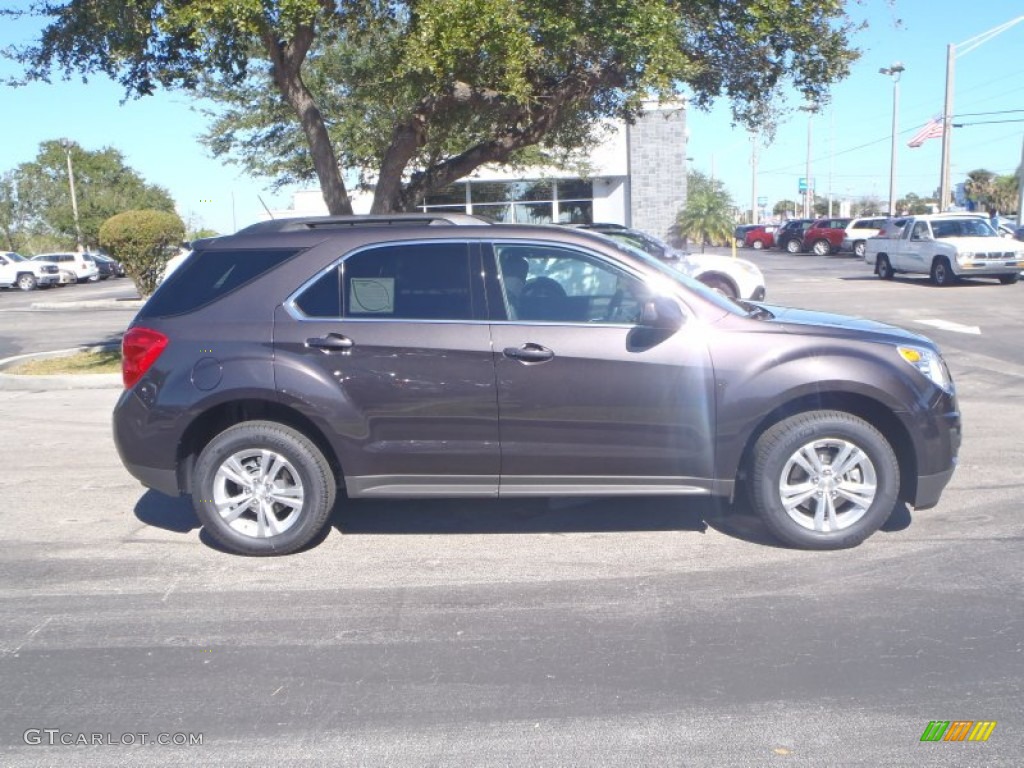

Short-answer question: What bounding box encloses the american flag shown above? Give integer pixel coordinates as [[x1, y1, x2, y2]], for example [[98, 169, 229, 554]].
[[907, 117, 945, 148]]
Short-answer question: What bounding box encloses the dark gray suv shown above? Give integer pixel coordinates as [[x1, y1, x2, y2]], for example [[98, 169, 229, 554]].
[[113, 215, 960, 555]]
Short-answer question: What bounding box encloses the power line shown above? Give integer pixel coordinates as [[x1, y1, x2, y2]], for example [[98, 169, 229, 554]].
[[952, 118, 1024, 126]]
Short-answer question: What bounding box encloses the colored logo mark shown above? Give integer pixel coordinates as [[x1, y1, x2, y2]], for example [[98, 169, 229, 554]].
[[920, 721, 996, 742]]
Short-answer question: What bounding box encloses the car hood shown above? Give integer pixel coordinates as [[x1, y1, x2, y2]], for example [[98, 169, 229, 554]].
[[755, 304, 934, 346], [939, 237, 1024, 254]]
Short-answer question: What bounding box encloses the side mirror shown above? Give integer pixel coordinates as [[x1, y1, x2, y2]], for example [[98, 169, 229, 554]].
[[640, 296, 683, 331]]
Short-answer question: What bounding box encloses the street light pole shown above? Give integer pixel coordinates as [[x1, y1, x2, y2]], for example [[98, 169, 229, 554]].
[[880, 62, 905, 217], [60, 139, 84, 252]]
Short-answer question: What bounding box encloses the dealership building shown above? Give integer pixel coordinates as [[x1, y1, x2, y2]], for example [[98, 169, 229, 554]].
[[266, 102, 689, 244]]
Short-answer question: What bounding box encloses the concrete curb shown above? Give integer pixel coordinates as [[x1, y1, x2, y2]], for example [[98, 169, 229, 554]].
[[0, 344, 122, 391], [29, 298, 143, 311]]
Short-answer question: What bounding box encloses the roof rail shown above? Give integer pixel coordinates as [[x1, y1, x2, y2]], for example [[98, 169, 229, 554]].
[[234, 213, 489, 235]]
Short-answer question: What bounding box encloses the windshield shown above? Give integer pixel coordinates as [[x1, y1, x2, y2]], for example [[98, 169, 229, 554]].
[[931, 218, 998, 238], [6, 252, 27, 262]]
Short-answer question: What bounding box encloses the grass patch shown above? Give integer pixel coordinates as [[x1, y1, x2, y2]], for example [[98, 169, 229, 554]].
[[8, 347, 121, 375]]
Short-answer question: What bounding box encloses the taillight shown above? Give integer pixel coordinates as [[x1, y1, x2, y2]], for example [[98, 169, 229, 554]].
[[122, 327, 168, 389]]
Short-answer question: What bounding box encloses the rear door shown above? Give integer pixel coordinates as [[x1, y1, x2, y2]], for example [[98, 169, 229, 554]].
[[274, 240, 500, 496], [486, 241, 718, 496]]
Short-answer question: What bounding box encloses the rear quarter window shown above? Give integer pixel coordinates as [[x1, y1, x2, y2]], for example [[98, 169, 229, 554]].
[[139, 248, 303, 318]]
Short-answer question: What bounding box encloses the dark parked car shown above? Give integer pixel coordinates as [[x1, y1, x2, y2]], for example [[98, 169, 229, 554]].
[[113, 214, 960, 555], [733, 224, 757, 247], [93, 253, 126, 278], [774, 219, 817, 253]]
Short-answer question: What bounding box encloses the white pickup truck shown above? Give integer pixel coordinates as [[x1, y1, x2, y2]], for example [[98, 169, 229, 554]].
[[864, 214, 1024, 286], [0, 251, 62, 291]]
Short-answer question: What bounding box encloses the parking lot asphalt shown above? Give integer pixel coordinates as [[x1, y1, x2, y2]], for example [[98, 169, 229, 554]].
[[1, 251, 1022, 766]]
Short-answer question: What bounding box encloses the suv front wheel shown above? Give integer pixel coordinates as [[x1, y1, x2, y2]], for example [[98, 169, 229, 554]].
[[192, 421, 336, 555], [749, 411, 899, 550], [785, 238, 802, 254]]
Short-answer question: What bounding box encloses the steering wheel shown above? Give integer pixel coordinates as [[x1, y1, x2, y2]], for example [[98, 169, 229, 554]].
[[521, 276, 567, 300]]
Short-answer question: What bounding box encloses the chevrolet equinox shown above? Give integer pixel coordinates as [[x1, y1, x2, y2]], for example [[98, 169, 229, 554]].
[[113, 215, 961, 555]]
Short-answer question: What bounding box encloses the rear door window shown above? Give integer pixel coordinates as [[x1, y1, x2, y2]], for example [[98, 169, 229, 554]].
[[341, 242, 476, 321]]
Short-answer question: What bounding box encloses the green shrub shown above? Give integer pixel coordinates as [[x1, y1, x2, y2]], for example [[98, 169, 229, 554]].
[[99, 210, 185, 296]]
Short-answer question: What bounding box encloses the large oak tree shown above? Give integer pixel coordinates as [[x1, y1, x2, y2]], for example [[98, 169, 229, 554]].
[[5, 1, 859, 215]]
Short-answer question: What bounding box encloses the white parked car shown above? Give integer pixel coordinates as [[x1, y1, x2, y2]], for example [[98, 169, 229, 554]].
[[864, 214, 1024, 285], [0, 251, 62, 290], [32, 252, 100, 283], [841, 216, 889, 258], [579, 224, 767, 301]]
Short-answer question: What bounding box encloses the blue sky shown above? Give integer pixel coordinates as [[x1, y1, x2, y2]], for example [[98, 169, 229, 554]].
[[2, 1, 1023, 235]]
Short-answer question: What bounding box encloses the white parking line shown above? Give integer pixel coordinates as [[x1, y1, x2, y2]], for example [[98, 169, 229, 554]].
[[917, 319, 981, 335]]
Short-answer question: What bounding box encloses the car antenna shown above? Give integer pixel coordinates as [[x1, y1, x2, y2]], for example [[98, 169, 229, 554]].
[[258, 195, 275, 219]]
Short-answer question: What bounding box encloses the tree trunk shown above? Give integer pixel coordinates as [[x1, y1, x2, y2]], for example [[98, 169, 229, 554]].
[[263, 27, 352, 216]]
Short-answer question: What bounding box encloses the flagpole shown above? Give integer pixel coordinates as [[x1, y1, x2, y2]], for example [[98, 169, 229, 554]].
[[939, 44, 954, 211]]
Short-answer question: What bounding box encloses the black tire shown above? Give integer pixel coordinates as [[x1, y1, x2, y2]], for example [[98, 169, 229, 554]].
[[785, 238, 802, 254], [876, 255, 894, 280], [700, 275, 738, 298], [752, 240, 764, 250], [854, 241, 866, 258], [16, 273, 37, 291], [931, 257, 956, 286], [191, 421, 336, 555], [749, 410, 899, 550], [998, 273, 1019, 285], [812, 239, 831, 256]]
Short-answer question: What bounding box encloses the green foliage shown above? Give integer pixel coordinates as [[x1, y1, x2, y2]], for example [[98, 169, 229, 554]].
[[773, 199, 798, 217], [0, 141, 175, 251], [99, 209, 185, 296], [675, 171, 734, 251], [963, 169, 996, 212], [5, 1, 860, 213], [895, 192, 934, 216]]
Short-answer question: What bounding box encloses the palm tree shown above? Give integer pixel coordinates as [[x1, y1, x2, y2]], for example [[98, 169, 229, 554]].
[[963, 169, 996, 212], [676, 175, 734, 252]]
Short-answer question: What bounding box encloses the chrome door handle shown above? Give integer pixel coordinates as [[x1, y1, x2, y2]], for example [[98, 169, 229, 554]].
[[305, 333, 354, 351], [503, 343, 554, 363]]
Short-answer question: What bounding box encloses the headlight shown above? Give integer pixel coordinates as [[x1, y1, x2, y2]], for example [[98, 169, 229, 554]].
[[897, 345, 952, 392], [957, 251, 974, 261], [735, 259, 761, 275]]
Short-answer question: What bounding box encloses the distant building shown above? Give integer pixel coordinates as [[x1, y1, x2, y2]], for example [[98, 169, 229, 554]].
[[263, 102, 689, 244]]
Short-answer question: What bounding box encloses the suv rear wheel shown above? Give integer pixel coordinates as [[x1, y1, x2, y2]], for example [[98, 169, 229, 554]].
[[749, 411, 899, 550], [998, 273, 1019, 285], [192, 421, 336, 555], [854, 241, 867, 258]]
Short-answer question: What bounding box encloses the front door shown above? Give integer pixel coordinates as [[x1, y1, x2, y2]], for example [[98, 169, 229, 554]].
[[487, 242, 717, 496]]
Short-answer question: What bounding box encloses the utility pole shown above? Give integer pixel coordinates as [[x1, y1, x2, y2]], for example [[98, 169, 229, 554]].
[[940, 16, 1024, 211], [60, 138, 84, 252], [1017, 134, 1024, 227], [804, 113, 813, 218], [750, 135, 758, 224]]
